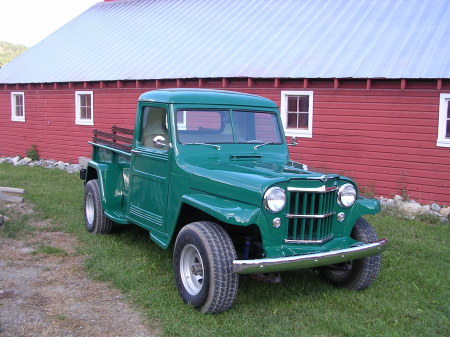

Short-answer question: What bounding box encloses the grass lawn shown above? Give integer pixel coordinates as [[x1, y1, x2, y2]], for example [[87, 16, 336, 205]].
[[0, 163, 448, 337]]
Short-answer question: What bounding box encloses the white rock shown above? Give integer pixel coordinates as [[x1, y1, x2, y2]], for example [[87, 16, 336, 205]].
[[440, 207, 450, 219], [16, 157, 32, 166], [419, 205, 431, 214], [78, 156, 90, 168], [394, 195, 403, 202], [380, 198, 395, 207], [430, 203, 441, 213], [10, 156, 21, 164], [399, 202, 422, 216], [57, 161, 66, 170], [66, 164, 81, 173]]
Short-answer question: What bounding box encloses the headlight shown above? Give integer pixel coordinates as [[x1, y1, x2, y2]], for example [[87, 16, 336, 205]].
[[264, 187, 286, 213], [338, 183, 356, 208]]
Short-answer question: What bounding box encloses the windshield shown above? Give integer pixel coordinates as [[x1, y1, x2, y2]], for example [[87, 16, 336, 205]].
[[176, 109, 283, 145]]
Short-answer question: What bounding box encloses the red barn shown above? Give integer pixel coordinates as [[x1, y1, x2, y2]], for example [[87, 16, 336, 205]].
[[0, 0, 449, 204]]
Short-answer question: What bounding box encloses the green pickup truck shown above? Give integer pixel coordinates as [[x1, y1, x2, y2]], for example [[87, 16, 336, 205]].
[[81, 89, 387, 314]]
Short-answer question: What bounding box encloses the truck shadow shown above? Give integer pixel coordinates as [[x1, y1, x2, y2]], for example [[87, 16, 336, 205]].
[[110, 223, 337, 304]]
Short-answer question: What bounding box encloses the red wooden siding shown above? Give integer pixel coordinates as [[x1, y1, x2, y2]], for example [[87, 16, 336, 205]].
[[1, 78, 449, 205]]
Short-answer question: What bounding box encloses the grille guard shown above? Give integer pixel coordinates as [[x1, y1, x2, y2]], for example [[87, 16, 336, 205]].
[[233, 239, 388, 275]]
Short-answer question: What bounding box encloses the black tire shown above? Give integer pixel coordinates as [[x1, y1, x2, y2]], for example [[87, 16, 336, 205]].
[[173, 221, 239, 314], [84, 179, 113, 234], [321, 218, 381, 290]]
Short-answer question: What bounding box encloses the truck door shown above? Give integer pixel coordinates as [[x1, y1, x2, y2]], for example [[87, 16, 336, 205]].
[[128, 103, 171, 236]]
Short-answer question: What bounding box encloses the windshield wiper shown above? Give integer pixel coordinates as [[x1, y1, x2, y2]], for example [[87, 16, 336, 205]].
[[184, 142, 221, 150], [253, 142, 276, 150]]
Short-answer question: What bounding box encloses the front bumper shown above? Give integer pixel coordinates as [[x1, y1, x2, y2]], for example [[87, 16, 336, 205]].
[[233, 239, 388, 274]]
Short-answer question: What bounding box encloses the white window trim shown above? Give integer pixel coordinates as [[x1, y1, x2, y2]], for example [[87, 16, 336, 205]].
[[177, 110, 187, 130], [280, 90, 313, 138], [437, 93, 450, 147], [11, 92, 25, 122], [75, 91, 94, 126]]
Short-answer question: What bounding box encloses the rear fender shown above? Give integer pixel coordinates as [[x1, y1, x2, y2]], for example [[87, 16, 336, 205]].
[[85, 161, 126, 222]]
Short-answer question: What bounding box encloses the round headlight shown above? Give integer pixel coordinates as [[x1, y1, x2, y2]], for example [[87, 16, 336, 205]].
[[338, 183, 357, 208], [264, 187, 286, 213]]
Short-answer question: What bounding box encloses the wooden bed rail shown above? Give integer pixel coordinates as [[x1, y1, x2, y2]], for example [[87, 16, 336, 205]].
[[93, 125, 134, 152]]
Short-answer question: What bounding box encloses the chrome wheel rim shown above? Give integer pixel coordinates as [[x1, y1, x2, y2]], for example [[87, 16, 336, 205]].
[[180, 244, 204, 295], [85, 192, 95, 225]]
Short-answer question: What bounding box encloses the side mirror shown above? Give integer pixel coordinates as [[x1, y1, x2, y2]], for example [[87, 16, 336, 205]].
[[288, 136, 298, 146], [153, 135, 168, 149]]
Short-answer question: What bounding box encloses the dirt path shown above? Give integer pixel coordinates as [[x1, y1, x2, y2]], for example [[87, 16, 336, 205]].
[[0, 201, 160, 337]]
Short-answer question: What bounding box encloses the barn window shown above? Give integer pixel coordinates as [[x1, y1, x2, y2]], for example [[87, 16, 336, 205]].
[[75, 91, 94, 125], [280, 91, 313, 138], [437, 93, 450, 147], [11, 92, 25, 122]]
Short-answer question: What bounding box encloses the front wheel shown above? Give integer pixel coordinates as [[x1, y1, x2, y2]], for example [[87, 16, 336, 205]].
[[173, 221, 239, 314], [321, 218, 381, 290]]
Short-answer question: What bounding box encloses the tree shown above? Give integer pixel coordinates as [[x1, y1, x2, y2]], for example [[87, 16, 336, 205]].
[[0, 41, 28, 67]]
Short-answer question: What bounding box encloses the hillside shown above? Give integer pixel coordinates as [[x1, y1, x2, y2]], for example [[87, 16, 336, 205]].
[[0, 41, 28, 67]]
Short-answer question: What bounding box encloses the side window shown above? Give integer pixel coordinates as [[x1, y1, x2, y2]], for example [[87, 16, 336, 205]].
[[11, 92, 25, 122], [139, 106, 169, 149], [280, 91, 313, 138], [437, 93, 450, 147], [75, 91, 94, 125]]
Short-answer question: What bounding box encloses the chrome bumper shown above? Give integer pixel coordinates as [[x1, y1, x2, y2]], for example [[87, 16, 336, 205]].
[[233, 239, 388, 275]]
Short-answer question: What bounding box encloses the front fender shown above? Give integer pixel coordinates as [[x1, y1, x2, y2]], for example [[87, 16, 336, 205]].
[[344, 197, 381, 234], [181, 193, 261, 226]]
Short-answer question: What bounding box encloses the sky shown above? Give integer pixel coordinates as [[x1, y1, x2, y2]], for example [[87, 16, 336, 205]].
[[0, 0, 100, 47]]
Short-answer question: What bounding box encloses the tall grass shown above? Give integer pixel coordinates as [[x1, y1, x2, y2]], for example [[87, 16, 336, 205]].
[[1, 163, 448, 337]]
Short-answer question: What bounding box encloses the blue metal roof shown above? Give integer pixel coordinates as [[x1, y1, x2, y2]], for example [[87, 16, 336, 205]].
[[0, 0, 449, 84]]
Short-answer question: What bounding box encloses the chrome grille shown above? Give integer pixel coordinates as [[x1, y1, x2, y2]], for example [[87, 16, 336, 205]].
[[285, 186, 337, 244]]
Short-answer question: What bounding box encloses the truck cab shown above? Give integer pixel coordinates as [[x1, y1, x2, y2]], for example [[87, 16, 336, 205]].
[[82, 89, 387, 313]]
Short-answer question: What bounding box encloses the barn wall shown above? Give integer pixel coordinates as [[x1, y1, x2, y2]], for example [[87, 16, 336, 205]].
[[1, 78, 449, 205]]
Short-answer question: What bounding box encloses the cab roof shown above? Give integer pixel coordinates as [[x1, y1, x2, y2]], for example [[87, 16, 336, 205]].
[[138, 89, 278, 108]]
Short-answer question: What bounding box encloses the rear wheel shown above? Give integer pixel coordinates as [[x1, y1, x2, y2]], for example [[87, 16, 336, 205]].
[[321, 218, 381, 290], [84, 179, 112, 234], [173, 221, 239, 314]]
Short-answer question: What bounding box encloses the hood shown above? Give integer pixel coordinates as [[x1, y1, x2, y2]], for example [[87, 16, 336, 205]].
[[182, 154, 332, 206]]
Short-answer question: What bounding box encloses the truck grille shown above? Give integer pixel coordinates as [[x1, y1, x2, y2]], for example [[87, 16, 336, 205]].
[[285, 186, 337, 244]]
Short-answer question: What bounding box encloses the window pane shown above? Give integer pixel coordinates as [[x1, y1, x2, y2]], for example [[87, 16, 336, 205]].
[[447, 101, 450, 119], [177, 112, 185, 123], [287, 113, 297, 128], [16, 95, 22, 106], [298, 96, 309, 112], [177, 110, 233, 144], [78, 94, 92, 120], [140, 106, 168, 148], [85, 95, 91, 109], [85, 107, 91, 119], [298, 113, 309, 129], [233, 110, 281, 143], [446, 120, 450, 138], [287, 97, 297, 112]]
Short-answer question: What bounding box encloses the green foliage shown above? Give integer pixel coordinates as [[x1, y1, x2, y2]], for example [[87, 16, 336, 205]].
[[0, 163, 449, 337], [26, 144, 40, 161], [0, 41, 28, 67]]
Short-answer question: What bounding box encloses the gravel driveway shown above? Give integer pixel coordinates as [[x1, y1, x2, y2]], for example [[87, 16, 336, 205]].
[[0, 200, 159, 337]]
